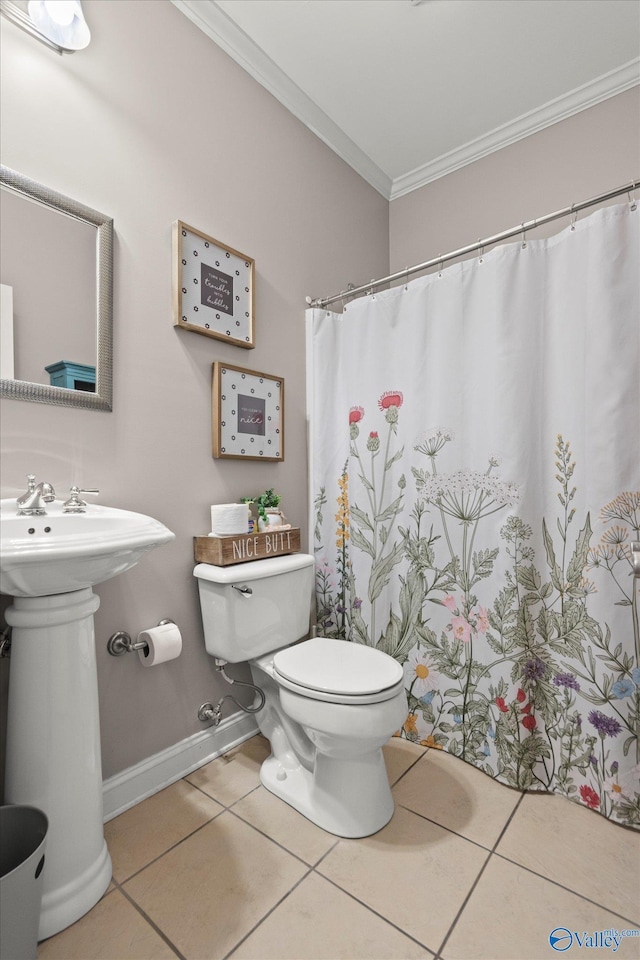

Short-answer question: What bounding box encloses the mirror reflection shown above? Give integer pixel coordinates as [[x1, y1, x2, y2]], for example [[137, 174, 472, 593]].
[[0, 165, 113, 411]]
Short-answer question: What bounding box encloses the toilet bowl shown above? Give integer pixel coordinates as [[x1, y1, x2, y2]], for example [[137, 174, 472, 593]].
[[194, 554, 408, 837], [251, 637, 407, 837]]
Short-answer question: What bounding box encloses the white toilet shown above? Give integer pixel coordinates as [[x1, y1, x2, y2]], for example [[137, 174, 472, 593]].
[[194, 553, 407, 838]]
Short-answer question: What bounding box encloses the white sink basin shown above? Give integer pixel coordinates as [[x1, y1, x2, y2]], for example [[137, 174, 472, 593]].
[[2, 496, 175, 937], [0, 498, 175, 597]]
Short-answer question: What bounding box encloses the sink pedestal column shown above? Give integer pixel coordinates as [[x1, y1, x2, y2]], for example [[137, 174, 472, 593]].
[[5, 587, 113, 941]]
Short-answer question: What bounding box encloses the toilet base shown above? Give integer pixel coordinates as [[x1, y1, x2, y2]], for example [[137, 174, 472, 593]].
[[260, 749, 395, 838]]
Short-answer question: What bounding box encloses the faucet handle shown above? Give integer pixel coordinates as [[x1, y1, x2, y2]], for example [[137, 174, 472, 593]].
[[40, 482, 56, 503], [62, 486, 99, 513]]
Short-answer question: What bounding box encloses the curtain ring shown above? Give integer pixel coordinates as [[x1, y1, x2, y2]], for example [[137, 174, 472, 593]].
[[344, 282, 355, 310], [570, 203, 578, 231], [521, 223, 527, 249], [438, 257, 443, 278], [628, 181, 638, 211], [404, 267, 409, 292], [369, 279, 376, 300], [478, 241, 484, 264]]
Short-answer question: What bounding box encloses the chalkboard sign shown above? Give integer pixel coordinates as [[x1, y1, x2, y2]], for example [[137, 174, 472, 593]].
[[237, 394, 265, 436], [173, 221, 254, 348], [201, 262, 233, 315]]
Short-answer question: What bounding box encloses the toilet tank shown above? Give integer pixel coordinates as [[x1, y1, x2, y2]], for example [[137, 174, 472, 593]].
[[194, 553, 315, 662]]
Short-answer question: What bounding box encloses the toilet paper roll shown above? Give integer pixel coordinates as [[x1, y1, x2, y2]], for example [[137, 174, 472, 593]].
[[210, 503, 249, 536], [137, 622, 182, 667]]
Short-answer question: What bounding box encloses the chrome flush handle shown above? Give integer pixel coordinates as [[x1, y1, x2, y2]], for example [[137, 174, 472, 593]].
[[231, 584, 253, 597]]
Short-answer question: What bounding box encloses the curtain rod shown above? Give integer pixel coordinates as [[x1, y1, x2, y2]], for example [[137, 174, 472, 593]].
[[306, 178, 639, 310]]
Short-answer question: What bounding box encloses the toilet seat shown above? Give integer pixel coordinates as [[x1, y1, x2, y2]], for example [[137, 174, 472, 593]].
[[272, 636, 405, 705]]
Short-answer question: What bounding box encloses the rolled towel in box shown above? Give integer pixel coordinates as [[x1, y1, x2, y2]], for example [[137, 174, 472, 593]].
[[210, 503, 249, 536]]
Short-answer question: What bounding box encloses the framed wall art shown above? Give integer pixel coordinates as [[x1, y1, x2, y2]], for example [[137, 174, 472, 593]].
[[212, 362, 284, 461], [173, 221, 254, 348]]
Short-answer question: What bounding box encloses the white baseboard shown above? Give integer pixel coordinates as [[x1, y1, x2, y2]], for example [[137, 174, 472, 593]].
[[102, 713, 259, 821]]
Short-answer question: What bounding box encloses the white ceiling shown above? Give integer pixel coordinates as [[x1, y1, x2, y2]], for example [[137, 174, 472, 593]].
[[173, 0, 640, 200]]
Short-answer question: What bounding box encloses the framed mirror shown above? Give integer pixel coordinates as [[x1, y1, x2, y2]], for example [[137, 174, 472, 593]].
[[0, 165, 113, 411]]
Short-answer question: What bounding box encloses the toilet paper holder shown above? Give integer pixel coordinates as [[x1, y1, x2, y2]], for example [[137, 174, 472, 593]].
[[107, 619, 176, 656]]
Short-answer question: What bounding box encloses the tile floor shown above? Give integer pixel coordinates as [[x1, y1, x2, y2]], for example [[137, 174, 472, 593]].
[[38, 735, 640, 960]]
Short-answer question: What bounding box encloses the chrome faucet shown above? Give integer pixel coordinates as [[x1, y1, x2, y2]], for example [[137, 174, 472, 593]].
[[16, 474, 56, 516]]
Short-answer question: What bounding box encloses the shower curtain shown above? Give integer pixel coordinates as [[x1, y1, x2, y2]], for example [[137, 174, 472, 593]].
[[307, 201, 639, 828]]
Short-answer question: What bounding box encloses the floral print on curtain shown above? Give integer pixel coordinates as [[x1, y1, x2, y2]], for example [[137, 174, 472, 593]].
[[308, 202, 640, 828], [315, 409, 639, 826]]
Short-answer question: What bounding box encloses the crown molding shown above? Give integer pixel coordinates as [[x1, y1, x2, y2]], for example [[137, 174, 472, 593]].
[[390, 59, 640, 200], [172, 0, 639, 203], [171, 0, 392, 199]]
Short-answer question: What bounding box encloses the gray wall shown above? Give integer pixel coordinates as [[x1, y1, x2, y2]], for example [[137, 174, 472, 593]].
[[0, 0, 389, 783], [389, 87, 639, 273], [1, 0, 637, 790]]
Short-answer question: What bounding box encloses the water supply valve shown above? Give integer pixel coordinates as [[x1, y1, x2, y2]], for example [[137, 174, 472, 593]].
[[197, 702, 222, 724]]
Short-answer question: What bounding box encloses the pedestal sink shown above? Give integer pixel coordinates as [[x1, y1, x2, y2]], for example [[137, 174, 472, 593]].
[[0, 498, 174, 940]]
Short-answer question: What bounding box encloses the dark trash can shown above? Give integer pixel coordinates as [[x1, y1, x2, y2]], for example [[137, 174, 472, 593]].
[[0, 805, 48, 960]]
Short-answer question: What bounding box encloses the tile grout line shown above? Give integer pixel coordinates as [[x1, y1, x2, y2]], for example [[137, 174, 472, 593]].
[[312, 836, 342, 870], [491, 848, 640, 929], [220, 863, 316, 960], [108, 770, 259, 888], [188, 768, 443, 960], [396, 783, 640, 931], [393, 799, 503, 855], [109, 881, 187, 960], [432, 848, 494, 960], [184, 770, 271, 814], [115, 796, 318, 887], [433, 791, 527, 959], [111, 794, 315, 960], [112, 806, 226, 886], [387, 745, 430, 788], [111, 782, 639, 960], [312, 866, 438, 958], [110, 773, 325, 960], [93, 750, 428, 958], [103, 748, 638, 960], [181, 759, 510, 960], [225, 803, 333, 869]]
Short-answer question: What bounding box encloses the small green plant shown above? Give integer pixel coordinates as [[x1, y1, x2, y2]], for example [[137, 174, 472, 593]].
[[241, 489, 281, 525]]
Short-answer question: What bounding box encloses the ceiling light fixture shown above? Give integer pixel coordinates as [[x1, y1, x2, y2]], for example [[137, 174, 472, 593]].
[[0, 0, 90, 53]]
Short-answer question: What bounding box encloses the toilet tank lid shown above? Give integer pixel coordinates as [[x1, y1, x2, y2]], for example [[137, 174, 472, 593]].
[[194, 553, 314, 583]]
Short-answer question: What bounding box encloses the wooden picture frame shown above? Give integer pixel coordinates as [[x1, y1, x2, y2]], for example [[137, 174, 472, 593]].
[[212, 362, 284, 461], [173, 221, 254, 348]]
